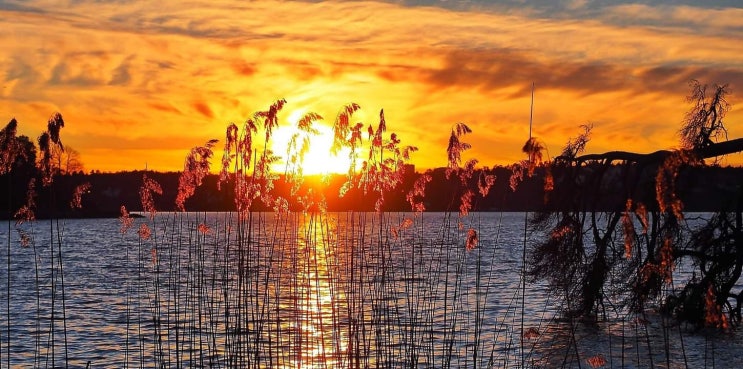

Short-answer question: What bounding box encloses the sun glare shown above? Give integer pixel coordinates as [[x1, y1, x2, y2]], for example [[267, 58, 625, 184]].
[[272, 110, 353, 176]]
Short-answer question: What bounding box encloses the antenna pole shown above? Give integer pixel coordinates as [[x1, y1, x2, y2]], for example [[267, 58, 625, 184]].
[[529, 82, 535, 139], [521, 82, 535, 368]]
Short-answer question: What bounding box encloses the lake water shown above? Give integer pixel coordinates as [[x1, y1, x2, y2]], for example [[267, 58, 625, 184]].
[[1, 212, 742, 368]]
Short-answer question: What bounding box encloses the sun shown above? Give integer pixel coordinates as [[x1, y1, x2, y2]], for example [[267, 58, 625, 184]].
[[271, 110, 353, 176]]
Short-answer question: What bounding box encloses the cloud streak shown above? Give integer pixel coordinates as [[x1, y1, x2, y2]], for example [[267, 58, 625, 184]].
[[2, 0, 742, 171]]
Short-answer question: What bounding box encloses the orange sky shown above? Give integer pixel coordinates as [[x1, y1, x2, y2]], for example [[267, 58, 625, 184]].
[[2, 1, 743, 173]]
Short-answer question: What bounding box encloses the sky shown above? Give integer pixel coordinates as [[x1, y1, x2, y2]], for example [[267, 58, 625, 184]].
[[2, 0, 742, 173]]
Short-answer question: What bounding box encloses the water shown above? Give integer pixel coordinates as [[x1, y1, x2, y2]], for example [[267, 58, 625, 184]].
[[1, 212, 742, 368]]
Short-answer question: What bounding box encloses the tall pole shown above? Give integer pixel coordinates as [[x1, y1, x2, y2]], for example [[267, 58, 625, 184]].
[[521, 82, 534, 368], [529, 82, 534, 140]]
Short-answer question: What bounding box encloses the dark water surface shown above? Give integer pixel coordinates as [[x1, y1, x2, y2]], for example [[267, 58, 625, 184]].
[[2, 212, 742, 368]]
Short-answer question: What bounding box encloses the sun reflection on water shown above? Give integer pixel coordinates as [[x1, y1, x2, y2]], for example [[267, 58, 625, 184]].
[[285, 215, 347, 369], [5, 214, 741, 367]]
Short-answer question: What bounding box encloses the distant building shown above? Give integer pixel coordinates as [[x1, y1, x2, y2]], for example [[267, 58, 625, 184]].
[[402, 164, 415, 175]]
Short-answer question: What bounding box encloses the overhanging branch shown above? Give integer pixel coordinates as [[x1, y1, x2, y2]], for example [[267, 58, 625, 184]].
[[555, 137, 743, 165]]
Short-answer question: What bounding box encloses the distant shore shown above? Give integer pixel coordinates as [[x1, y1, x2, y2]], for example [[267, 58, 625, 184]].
[[4, 164, 742, 220]]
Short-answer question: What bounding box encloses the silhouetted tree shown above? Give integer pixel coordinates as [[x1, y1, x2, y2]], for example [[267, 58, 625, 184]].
[[679, 80, 731, 151], [49, 145, 84, 174], [529, 81, 743, 328]]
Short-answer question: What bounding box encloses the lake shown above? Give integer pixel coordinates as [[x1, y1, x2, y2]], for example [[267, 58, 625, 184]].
[[2, 212, 742, 368]]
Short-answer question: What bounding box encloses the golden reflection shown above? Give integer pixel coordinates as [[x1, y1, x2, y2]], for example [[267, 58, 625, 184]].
[[283, 214, 347, 369]]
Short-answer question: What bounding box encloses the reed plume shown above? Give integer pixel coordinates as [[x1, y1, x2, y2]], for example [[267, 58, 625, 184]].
[[0, 118, 19, 174], [218, 123, 239, 190], [286, 111, 322, 194], [70, 182, 91, 209], [406, 173, 431, 213], [331, 103, 361, 155], [37, 113, 66, 186], [139, 174, 162, 219], [521, 137, 544, 176], [176, 139, 218, 211], [446, 122, 472, 178], [465, 228, 478, 251], [13, 178, 36, 224], [655, 150, 699, 220], [586, 354, 607, 368], [477, 171, 496, 197], [704, 283, 730, 329], [255, 98, 286, 142], [119, 205, 134, 234], [137, 223, 152, 240]]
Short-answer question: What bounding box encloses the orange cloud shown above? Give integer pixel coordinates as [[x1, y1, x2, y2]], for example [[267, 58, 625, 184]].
[[192, 101, 214, 119], [1, 1, 741, 172]]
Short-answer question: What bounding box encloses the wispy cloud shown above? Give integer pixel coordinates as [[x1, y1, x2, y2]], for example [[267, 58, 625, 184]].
[[2, 0, 742, 171], [604, 4, 743, 37]]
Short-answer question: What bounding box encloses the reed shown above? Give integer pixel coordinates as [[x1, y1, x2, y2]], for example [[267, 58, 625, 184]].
[[2, 84, 742, 368]]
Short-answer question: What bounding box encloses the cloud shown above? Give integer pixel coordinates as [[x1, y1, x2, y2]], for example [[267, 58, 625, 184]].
[[231, 62, 256, 77], [1, 0, 741, 172], [49, 60, 106, 87], [193, 101, 214, 119], [109, 56, 134, 86], [604, 4, 743, 37], [420, 49, 743, 98]]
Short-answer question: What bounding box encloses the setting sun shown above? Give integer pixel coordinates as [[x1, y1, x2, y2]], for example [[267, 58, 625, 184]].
[[3, 1, 743, 367], [271, 110, 354, 176], [3, 1, 741, 172]]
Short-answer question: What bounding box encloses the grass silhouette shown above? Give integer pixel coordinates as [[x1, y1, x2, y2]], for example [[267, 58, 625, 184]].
[[2, 82, 743, 367]]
